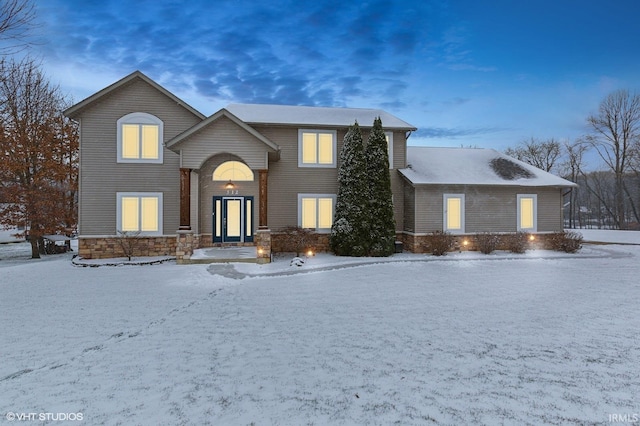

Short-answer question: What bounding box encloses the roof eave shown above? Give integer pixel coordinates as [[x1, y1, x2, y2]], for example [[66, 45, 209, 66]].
[[166, 108, 280, 154], [63, 71, 206, 120]]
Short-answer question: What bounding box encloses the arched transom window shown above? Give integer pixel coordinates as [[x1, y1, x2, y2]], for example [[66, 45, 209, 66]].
[[213, 161, 254, 181]]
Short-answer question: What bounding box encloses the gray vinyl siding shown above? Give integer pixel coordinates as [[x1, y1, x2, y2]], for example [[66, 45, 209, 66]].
[[77, 78, 201, 235], [253, 126, 407, 231], [403, 181, 416, 233], [180, 116, 271, 170], [412, 185, 564, 234]]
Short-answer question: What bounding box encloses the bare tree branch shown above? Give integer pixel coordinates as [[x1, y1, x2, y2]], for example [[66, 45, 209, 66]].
[[0, 0, 36, 54]]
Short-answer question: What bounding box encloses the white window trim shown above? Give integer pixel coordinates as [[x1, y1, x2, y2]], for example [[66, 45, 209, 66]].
[[212, 161, 255, 181], [117, 112, 164, 164], [443, 194, 465, 234], [385, 132, 394, 169], [298, 129, 337, 168], [116, 192, 163, 236], [517, 194, 537, 232], [297, 193, 337, 233]]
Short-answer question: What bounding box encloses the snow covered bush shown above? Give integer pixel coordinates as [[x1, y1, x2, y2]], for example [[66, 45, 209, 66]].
[[549, 231, 583, 253], [290, 257, 305, 267], [504, 232, 529, 253], [475, 232, 502, 254], [424, 231, 454, 256]]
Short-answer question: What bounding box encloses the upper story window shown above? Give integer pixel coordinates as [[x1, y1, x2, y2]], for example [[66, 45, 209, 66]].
[[298, 129, 337, 167], [117, 112, 164, 164], [213, 161, 254, 181]]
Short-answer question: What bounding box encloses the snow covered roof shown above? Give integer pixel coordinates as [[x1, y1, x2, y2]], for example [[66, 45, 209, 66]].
[[400, 147, 577, 187], [225, 103, 417, 130]]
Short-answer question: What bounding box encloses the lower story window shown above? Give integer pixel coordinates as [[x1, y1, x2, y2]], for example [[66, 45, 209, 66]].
[[517, 194, 537, 232], [443, 194, 465, 233], [298, 194, 336, 232], [117, 192, 163, 235]]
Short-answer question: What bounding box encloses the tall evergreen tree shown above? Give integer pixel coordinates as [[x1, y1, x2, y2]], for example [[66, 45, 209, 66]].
[[330, 121, 370, 256], [365, 117, 396, 256]]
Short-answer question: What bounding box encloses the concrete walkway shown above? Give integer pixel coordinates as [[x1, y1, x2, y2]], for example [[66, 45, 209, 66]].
[[188, 246, 258, 264]]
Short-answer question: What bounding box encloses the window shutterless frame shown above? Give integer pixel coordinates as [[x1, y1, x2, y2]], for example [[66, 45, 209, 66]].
[[116, 192, 163, 235], [298, 129, 337, 168], [297, 194, 337, 232], [116, 112, 164, 164], [443, 194, 465, 234], [517, 194, 537, 232]]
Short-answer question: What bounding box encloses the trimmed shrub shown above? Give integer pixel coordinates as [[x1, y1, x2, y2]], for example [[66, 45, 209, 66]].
[[424, 231, 454, 256], [475, 232, 502, 254], [549, 231, 583, 253], [505, 232, 529, 253], [280, 226, 315, 256]]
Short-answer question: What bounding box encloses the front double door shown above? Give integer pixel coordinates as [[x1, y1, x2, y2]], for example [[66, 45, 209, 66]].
[[213, 196, 254, 243]]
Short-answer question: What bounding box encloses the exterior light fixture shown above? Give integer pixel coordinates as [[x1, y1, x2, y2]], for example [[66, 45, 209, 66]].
[[463, 240, 469, 246], [225, 180, 235, 190], [306, 250, 314, 257], [529, 235, 535, 241], [258, 248, 264, 255]]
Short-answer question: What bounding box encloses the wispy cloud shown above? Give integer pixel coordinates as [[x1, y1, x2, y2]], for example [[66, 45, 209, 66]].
[[438, 25, 496, 72], [34, 0, 443, 109]]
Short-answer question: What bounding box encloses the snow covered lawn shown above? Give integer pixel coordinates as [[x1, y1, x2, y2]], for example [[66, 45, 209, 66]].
[[1, 238, 639, 424]]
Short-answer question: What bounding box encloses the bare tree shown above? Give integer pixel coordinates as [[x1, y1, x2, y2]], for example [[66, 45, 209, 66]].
[[560, 140, 587, 228], [0, 0, 36, 54], [0, 57, 78, 258], [505, 137, 562, 173], [114, 231, 142, 261], [584, 89, 640, 229]]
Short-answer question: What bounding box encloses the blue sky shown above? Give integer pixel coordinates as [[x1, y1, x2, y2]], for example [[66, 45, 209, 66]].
[[21, 0, 640, 153]]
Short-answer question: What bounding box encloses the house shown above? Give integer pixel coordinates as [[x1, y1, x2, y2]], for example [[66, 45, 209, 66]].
[[64, 71, 576, 262]]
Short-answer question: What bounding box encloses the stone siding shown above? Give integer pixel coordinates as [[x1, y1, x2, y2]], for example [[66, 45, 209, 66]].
[[78, 236, 177, 259]]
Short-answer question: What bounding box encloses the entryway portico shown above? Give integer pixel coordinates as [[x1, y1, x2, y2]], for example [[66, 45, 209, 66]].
[[166, 108, 280, 263]]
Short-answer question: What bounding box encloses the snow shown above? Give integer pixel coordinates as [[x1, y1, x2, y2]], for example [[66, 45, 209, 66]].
[[1, 231, 639, 424], [0, 228, 25, 244], [577, 229, 640, 245], [226, 103, 417, 130], [401, 146, 577, 187]]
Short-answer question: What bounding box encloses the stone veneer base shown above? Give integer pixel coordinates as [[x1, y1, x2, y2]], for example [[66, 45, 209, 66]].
[[78, 236, 177, 260]]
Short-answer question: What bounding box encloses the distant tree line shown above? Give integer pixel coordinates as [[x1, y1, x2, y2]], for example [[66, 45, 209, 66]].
[[506, 90, 640, 230]]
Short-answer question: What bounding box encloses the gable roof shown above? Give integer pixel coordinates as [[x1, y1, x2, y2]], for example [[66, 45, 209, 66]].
[[225, 103, 417, 130], [64, 71, 206, 120], [166, 108, 280, 154], [400, 147, 577, 187]]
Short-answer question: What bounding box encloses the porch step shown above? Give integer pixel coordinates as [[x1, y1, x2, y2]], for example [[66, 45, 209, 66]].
[[185, 246, 258, 264]]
